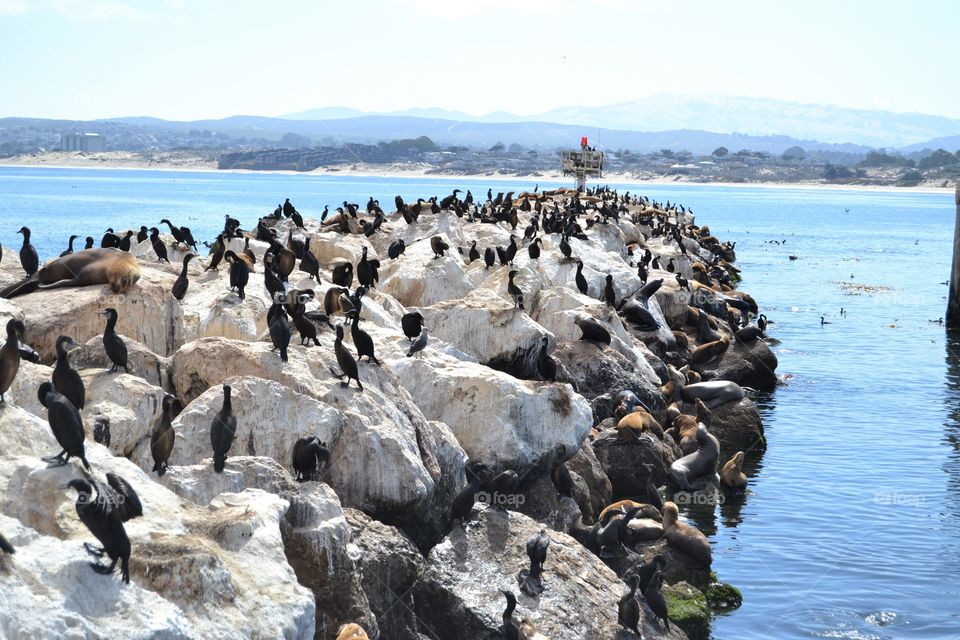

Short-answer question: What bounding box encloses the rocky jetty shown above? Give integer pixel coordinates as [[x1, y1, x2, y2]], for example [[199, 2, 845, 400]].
[[0, 186, 776, 638]]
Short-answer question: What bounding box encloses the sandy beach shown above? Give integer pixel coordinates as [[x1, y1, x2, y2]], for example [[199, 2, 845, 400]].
[[1, 151, 953, 194]]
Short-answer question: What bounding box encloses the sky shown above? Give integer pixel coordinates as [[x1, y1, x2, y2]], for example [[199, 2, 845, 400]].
[[1, 0, 959, 121]]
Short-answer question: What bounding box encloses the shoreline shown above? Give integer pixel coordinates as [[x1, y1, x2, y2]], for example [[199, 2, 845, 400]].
[[0, 154, 952, 195]]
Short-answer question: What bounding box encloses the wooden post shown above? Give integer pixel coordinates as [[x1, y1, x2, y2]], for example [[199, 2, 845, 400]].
[[949, 183, 960, 330]]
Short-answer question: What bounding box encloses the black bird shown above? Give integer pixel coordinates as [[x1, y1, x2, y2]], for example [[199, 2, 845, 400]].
[[499, 590, 522, 640], [100, 229, 121, 248], [101, 308, 129, 373], [430, 235, 449, 259], [635, 554, 667, 594], [60, 234, 79, 257], [496, 246, 508, 266], [618, 574, 642, 636], [468, 240, 480, 263], [505, 235, 518, 264], [559, 234, 572, 261], [666, 257, 675, 273], [291, 209, 305, 229], [118, 230, 135, 252], [149, 227, 169, 263], [292, 436, 329, 482], [332, 325, 363, 391], [507, 270, 524, 310], [331, 262, 354, 288], [136, 226, 148, 244], [484, 247, 495, 269], [575, 260, 589, 296], [160, 219, 187, 247], [291, 305, 324, 346], [0, 319, 24, 404], [401, 312, 426, 342], [242, 237, 257, 266], [151, 394, 177, 477], [171, 254, 195, 301], [449, 463, 487, 528], [644, 570, 670, 631], [536, 336, 557, 382], [211, 384, 237, 473], [61, 473, 142, 584], [821, 315, 831, 326], [84, 236, 94, 250], [603, 274, 616, 306], [52, 335, 84, 410], [758, 314, 768, 333], [287, 229, 305, 259], [282, 198, 295, 217], [205, 234, 225, 271], [406, 328, 428, 357], [38, 382, 89, 469], [388, 239, 406, 260], [268, 304, 291, 362], [263, 262, 286, 301], [357, 246, 375, 287], [526, 528, 550, 578], [17, 227, 39, 276], [225, 251, 249, 299], [527, 237, 542, 260], [0, 532, 13, 554], [180, 227, 198, 251], [350, 308, 380, 365], [675, 272, 690, 291], [299, 239, 321, 281], [489, 469, 519, 511]]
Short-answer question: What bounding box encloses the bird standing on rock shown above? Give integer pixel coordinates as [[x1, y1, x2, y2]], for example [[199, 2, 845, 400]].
[[332, 325, 363, 391], [507, 270, 524, 310], [52, 335, 84, 410], [149, 227, 170, 263], [172, 253, 195, 301], [61, 473, 142, 584], [38, 381, 90, 469], [0, 319, 25, 404], [210, 384, 237, 473], [17, 226, 39, 276], [430, 235, 449, 259], [151, 394, 177, 477], [101, 308, 129, 373]]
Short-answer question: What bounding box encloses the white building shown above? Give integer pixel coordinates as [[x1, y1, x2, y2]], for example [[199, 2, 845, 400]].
[[61, 132, 105, 152]]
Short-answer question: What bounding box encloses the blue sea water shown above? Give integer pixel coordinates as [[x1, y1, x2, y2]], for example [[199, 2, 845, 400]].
[[0, 166, 957, 639]]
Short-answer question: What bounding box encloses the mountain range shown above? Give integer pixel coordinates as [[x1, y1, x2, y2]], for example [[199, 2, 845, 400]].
[[282, 94, 960, 150]]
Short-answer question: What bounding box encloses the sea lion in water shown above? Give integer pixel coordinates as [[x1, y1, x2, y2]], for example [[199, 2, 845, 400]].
[[669, 424, 720, 491], [0, 249, 140, 299], [720, 451, 747, 489], [662, 501, 712, 567]]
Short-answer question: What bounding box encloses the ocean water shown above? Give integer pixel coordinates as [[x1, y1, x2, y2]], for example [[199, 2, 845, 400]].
[[0, 166, 957, 639]]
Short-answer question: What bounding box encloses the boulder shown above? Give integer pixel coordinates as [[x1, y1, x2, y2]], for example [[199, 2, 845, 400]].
[[412, 504, 686, 639], [699, 337, 779, 392], [704, 398, 765, 453], [346, 508, 426, 640], [592, 430, 680, 498]]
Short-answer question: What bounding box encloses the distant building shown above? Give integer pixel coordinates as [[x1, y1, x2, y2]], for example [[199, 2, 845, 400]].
[[60, 132, 105, 152]]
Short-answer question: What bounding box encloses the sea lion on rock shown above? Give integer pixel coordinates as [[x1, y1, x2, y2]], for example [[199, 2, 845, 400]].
[[616, 410, 664, 440], [0, 249, 140, 299], [335, 624, 369, 640], [665, 404, 700, 455], [680, 380, 744, 409], [721, 451, 747, 489], [662, 501, 712, 567], [669, 424, 720, 491], [574, 315, 611, 345], [598, 500, 662, 522], [691, 335, 730, 366]]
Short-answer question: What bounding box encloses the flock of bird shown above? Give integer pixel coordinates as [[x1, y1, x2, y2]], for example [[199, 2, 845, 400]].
[[0, 185, 752, 639]]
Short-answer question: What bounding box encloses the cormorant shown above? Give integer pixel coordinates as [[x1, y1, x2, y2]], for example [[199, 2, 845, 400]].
[[210, 384, 237, 473], [101, 308, 129, 373]]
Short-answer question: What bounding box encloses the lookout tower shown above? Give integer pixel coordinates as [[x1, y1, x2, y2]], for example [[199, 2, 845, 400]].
[[560, 137, 603, 190]]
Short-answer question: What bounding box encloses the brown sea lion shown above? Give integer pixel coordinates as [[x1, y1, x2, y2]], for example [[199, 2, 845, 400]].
[[1, 249, 140, 299], [617, 410, 664, 440], [721, 451, 747, 489], [598, 499, 662, 522], [695, 398, 712, 428], [335, 624, 369, 640], [691, 336, 730, 366], [662, 501, 712, 567], [666, 404, 700, 455]]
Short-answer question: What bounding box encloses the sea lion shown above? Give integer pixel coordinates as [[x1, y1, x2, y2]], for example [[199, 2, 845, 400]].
[[335, 624, 369, 640], [662, 501, 712, 567], [666, 404, 700, 455], [680, 380, 744, 409], [598, 500, 662, 522], [691, 335, 730, 366], [0, 249, 140, 299], [616, 410, 664, 440], [669, 424, 720, 491], [735, 324, 764, 342], [574, 315, 611, 345], [720, 451, 747, 489]]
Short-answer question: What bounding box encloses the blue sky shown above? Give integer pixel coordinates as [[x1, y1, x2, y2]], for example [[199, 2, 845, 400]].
[[1, 0, 958, 121]]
